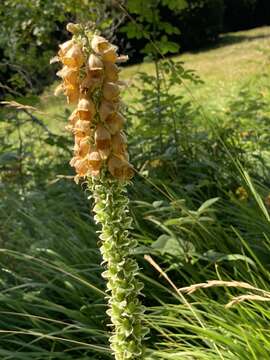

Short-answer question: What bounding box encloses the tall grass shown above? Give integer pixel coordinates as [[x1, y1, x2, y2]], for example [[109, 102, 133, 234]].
[[2, 162, 270, 358]]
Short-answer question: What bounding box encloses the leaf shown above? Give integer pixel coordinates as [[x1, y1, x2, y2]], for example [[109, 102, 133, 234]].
[[0, 152, 19, 165], [197, 197, 220, 213], [152, 200, 163, 208], [201, 250, 256, 267], [151, 234, 195, 257]]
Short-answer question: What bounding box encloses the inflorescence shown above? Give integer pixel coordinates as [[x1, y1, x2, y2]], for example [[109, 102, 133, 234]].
[[53, 23, 134, 183]]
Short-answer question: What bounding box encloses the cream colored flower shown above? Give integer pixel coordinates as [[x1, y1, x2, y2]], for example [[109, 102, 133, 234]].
[[104, 62, 119, 82], [88, 150, 102, 176], [77, 98, 95, 121], [88, 53, 104, 71], [111, 131, 127, 155], [73, 120, 91, 137], [95, 125, 111, 159], [56, 66, 78, 85], [102, 46, 118, 63], [99, 100, 117, 121], [64, 84, 80, 104], [75, 136, 91, 157], [108, 155, 134, 181], [91, 35, 110, 54], [62, 44, 84, 68], [58, 40, 74, 58]]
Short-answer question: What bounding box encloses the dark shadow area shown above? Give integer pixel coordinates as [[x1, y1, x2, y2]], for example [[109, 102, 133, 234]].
[[219, 31, 270, 46]]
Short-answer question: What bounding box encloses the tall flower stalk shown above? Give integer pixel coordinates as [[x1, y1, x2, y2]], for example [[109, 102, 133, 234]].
[[53, 23, 147, 359]]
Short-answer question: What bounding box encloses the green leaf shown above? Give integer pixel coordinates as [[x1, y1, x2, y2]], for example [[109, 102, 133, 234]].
[[151, 234, 195, 257], [197, 197, 220, 213]]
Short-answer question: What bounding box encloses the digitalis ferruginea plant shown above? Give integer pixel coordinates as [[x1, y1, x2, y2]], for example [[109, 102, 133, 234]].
[[52, 23, 148, 360]]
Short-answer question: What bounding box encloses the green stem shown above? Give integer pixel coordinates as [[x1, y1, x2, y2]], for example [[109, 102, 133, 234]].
[[89, 175, 147, 360]]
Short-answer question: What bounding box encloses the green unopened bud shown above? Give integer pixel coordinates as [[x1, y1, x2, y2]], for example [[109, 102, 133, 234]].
[[66, 22, 81, 34]]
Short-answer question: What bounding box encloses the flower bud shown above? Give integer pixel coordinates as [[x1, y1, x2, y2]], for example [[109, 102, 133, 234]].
[[103, 82, 120, 101], [77, 98, 95, 121], [66, 23, 80, 34], [106, 112, 125, 135]]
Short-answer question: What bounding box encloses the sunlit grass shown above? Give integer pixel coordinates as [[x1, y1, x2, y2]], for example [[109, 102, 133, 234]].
[[39, 26, 270, 133]]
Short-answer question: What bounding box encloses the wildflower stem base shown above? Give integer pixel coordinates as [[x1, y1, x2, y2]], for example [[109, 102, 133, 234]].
[[89, 176, 146, 360]]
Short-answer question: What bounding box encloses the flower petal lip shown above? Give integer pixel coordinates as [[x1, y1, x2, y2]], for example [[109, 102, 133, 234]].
[[54, 83, 64, 96], [116, 55, 129, 63], [77, 98, 95, 120], [88, 53, 104, 71], [76, 136, 91, 157], [56, 66, 78, 84], [102, 46, 118, 63], [58, 40, 74, 57]]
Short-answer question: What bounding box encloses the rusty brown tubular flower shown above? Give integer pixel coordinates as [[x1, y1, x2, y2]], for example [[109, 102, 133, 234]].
[[54, 24, 134, 184]]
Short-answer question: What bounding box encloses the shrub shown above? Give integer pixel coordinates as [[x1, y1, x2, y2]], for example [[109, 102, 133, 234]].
[[176, 0, 225, 49], [254, 0, 270, 25], [223, 0, 257, 31]]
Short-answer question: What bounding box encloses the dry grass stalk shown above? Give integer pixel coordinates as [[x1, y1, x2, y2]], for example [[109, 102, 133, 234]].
[[1, 100, 42, 113], [179, 280, 270, 296], [226, 294, 270, 308], [179, 279, 270, 309]]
